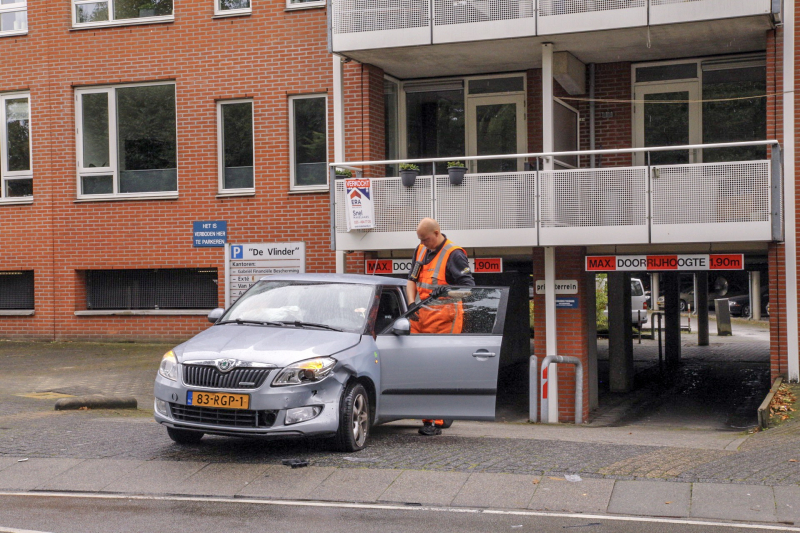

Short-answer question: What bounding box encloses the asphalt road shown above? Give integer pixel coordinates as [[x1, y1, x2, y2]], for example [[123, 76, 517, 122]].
[[0, 495, 794, 533]]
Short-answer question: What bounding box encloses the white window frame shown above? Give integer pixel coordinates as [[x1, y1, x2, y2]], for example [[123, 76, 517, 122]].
[[217, 99, 255, 194], [214, 0, 251, 16], [0, 0, 27, 37], [289, 94, 328, 192], [0, 92, 33, 203], [286, 0, 325, 10], [75, 81, 178, 201], [72, 0, 174, 29]]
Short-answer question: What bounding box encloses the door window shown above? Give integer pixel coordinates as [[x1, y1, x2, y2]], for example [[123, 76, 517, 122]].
[[634, 81, 700, 166], [467, 94, 526, 173], [405, 287, 505, 335], [375, 288, 403, 334]]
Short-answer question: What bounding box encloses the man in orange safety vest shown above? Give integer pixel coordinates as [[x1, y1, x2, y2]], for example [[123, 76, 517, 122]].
[[406, 217, 475, 436]]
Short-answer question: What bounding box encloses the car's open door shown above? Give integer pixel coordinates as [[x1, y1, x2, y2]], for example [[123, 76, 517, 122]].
[[375, 286, 509, 421]]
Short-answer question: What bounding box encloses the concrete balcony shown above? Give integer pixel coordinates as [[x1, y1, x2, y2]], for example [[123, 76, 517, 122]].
[[330, 142, 781, 251], [330, 0, 774, 54]]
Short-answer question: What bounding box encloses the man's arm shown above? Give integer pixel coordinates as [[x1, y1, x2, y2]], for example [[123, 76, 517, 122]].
[[445, 250, 475, 286], [406, 279, 417, 304]]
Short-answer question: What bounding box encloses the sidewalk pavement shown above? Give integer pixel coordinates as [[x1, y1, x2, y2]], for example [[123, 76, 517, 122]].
[[0, 456, 798, 526]]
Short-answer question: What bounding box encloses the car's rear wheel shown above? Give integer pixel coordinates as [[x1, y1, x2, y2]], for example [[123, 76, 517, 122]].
[[333, 382, 370, 452], [742, 304, 751, 318], [166, 427, 204, 444], [679, 299, 687, 312]]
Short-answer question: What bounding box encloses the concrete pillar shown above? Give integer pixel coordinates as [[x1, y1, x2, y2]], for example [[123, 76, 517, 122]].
[[651, 273, 660, 311], [586, 272, 598, 410], [663, 272, 682, 367], [608, 272, 633, 392], [333, 56, 345, 274], [542, 43, 554, 170], [751, 271, 762, 321], [544, 246, 558, 422], [696, 271, 709, 346]]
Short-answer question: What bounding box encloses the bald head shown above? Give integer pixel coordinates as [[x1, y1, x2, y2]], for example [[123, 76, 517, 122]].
[[416, 218, 445, 251]]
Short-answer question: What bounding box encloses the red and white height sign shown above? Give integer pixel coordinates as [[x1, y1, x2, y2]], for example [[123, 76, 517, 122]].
[[366, 258, 503, 275], [585, 254, 744, 272]]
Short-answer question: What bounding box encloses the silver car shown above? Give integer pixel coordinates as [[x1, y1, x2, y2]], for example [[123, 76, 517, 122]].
[[154, 274, 509, 452]]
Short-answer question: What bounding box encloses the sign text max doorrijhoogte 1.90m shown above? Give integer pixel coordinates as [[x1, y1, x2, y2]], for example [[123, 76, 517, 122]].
[[585, 254, 744, 272]]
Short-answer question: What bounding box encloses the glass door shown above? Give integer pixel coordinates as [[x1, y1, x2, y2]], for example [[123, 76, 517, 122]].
[[467, 94, 526, 173], [634, 81, 701, 166]]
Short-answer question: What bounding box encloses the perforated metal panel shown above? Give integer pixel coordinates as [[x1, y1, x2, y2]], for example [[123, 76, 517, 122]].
[[336, 177, 433, 234], [333, 0, 429, 34], [434, 0, 534, 26], [435, 173, 535, 231], [650, 0, 702, 4], [539, 168, 648, 228], [538, 0, 645, 17], [651, 161, 770, 225]]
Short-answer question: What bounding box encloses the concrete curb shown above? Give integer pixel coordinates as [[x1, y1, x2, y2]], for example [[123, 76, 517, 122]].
[[54, 396, 138, 411], [758, 376, 784, 429]]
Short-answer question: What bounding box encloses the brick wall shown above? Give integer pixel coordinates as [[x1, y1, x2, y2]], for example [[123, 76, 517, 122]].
[[532, 247, 590, 423], [0, 3, 382, 341]]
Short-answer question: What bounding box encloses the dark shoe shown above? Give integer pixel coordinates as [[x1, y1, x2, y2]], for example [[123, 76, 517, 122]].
[[418, 424, 442, 436]]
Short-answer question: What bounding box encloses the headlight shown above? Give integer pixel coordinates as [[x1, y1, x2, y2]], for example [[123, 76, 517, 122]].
[[272, 357, 336, 386], [158, 350, 179, 381]]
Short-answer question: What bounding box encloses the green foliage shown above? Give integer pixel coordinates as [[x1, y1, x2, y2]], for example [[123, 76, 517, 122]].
[[399, 163, 420, 172], [447, 161, 465, 168], [529, 300, 534, 335], [596, 274, 609, 332], [335, 168, 352, 178]]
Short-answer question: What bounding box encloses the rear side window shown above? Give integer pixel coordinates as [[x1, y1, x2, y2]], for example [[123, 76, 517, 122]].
[[630, 279, 644, 296]]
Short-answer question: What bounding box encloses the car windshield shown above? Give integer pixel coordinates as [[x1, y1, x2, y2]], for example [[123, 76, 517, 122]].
[[222, 281, 376, 334]]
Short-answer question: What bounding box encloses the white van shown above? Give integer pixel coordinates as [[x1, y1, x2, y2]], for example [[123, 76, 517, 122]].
[[601, 277, 649, 327]]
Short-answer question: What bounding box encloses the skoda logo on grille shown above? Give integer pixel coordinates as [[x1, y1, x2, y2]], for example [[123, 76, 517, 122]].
[[215, 358, 238, 373]]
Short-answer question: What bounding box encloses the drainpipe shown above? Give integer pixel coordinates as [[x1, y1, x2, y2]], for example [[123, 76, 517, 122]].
[[542, 43, 560, 421], [333, 55, 346, 273], [784, 0, 799, 382], [590, 63, 596, 169]]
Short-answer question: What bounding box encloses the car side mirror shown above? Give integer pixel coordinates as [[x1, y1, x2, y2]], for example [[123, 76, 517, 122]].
[[392, 317, 411, 335], [207, 308, 225, 324]]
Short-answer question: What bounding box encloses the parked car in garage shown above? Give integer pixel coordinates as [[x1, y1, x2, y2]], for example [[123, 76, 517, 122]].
[[728, 289, 769, 317], [656, 276, 746, 312], [154, 274, 509, 451], [602, 277, 648, 327]]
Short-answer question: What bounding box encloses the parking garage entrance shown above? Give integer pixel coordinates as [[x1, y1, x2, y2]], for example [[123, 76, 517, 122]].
[[587, 252, 771, 431]]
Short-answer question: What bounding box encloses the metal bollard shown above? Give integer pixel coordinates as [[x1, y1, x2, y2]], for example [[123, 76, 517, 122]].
[[539, 355, 584, 424], [529, 355, 538, 422]]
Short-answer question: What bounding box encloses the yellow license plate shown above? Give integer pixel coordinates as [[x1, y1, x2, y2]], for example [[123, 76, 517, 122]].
[[188, 391, 250, 410]]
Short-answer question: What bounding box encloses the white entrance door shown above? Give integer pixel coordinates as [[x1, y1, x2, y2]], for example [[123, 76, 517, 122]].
[[634, 81, 701, 166], [467, 94, 526, 173]]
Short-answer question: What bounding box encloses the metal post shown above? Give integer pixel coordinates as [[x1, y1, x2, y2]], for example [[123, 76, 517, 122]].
[[529, 355, 538, 422], [637, 310, 642, 344], [544, 246, 558, 422]]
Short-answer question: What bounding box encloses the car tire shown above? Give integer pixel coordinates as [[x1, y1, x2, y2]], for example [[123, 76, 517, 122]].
[[679, 299, 687, 312], [333, 382, 370, 452], [166, 427, 204, 444], [742, 305, 751, 318], [440, 419, 454, 429]]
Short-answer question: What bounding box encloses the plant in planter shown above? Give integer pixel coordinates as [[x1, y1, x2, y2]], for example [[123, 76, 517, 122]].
[[447, 161, 467, 185], [335, 168, 352, 178], [399, 163, 420, 187], [138, 2, 156, 17]]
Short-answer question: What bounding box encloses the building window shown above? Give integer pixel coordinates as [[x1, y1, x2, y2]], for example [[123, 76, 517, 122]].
[[76, 83, 177, 199], [289, 95, 327, 190], [286, 0, 324, 10], [218, 100, 254, 191], [0, 0, 27, 36], [73, 0, 173, 28], [85, 269, 218, 310], [1, 92, 32, 200], [215, 0, 251, 15], [0, 271, 34, 309]]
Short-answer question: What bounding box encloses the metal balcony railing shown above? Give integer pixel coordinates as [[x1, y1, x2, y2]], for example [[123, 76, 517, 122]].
[[329, 0, 773, 51], [329, 140, 782, 251]]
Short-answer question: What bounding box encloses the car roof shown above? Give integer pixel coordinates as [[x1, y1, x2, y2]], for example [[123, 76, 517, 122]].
[[257, 273, 407, 287]]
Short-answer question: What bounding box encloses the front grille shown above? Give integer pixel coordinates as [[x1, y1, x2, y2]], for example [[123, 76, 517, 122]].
[[170, 404, 278, 428], [182, 365, 273, 389]]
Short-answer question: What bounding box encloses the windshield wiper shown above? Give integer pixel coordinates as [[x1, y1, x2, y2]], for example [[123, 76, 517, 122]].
[[217, 319, 283, 327], [280, 320, 343, 332]]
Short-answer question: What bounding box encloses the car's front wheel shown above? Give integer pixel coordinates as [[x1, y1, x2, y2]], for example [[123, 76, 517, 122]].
[[742, 304, 751, 318], [333, 382, 371, 452], [166, 427, 204, 444]]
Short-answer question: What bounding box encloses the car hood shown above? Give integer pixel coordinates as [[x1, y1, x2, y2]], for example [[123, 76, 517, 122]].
[[176, 324, 362, 367]]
